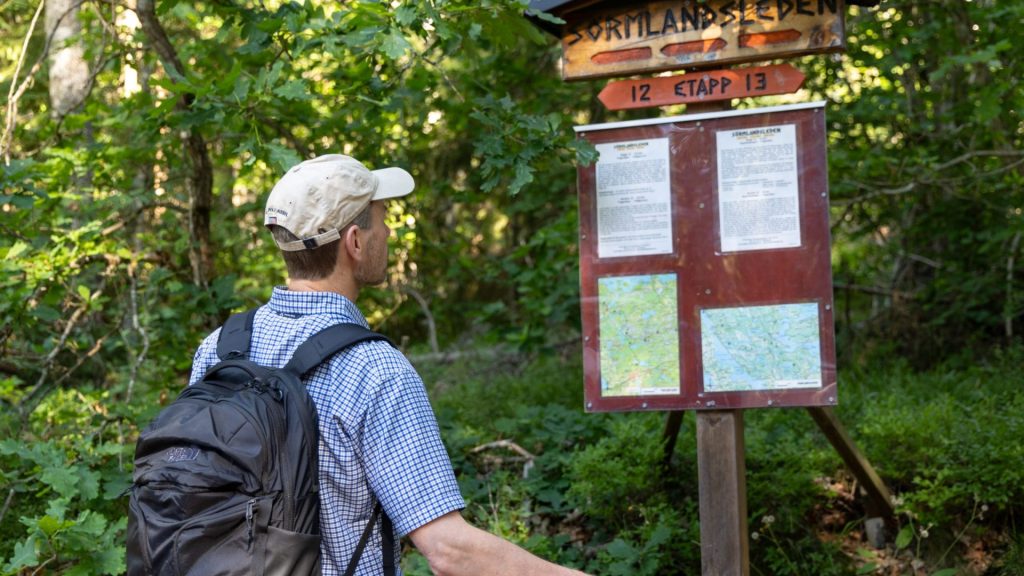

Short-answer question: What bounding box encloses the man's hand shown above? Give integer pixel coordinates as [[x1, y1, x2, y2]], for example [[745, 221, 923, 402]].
[[408, 511, 589, 576]]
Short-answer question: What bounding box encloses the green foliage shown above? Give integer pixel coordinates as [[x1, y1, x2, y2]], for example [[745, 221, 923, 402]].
[[597, 508, 677, 576], [566, 415, 667, 527], [806, 1, 1024, 365], [743, 409, 852, 575], [0, 388, 131, 575], [844, 349, 1024, 527], [2, 1, 599, 569], [3, 0, 1024, 573], [420, 343, 1024, 575], [993, 532, 1024, 576]]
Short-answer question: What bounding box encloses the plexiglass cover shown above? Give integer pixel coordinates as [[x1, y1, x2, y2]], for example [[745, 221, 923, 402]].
[[575, 102, 836, 412]]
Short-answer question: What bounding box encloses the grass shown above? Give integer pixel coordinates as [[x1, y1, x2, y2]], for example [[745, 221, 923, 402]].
[[400, 344, 1024, 575]]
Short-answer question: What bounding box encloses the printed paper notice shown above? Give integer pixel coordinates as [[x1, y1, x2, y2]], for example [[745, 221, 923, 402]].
[[700, 303, 822, 393], [716, 124, 800, 252], [595, 138, 672, 258], [599, 274, 680, 397]]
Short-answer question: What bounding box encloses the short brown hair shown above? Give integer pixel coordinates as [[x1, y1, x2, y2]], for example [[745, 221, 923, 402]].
[[269, 204, 373, 280]]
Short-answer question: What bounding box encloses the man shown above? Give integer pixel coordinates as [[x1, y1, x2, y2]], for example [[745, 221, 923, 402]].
[[189, 154, 587, 575]]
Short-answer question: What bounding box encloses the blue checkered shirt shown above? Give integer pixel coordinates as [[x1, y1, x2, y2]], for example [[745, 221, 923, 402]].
[[189, 287, 465, 575]]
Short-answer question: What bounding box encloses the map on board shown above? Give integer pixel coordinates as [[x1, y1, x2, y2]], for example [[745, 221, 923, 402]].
[[598, 274, 680, 396], [700, 302, 822, 393]]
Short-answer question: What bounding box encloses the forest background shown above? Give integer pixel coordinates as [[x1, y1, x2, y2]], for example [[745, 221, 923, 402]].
[[2, 0, 1023, 574]]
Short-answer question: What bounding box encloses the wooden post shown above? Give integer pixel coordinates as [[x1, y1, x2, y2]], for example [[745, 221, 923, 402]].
[[687, 98, 751, 575], [807, 407, 894, 547], [662, 411, 685, 468], [697, 410, 749, 576]]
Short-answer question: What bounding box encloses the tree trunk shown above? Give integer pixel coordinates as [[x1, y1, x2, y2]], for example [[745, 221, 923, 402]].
[[45, 0, 89, 117], [135, 0, 215, 288], [46, 0, 92, 227]]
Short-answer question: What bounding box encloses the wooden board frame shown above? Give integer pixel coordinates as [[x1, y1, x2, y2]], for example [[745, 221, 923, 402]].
[[575, 102, 836, 412], [558, 0, 846, 81]]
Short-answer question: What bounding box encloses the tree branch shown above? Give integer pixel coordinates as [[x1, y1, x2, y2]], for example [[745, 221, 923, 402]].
[[2, 0, 46, 165], [18, 255, 116, 421], [1006, 231, 1022, 340], [19, 300, 90, 420], [0, 488, 14, 531], [931, 149, 1024, 172], [100, 200, 187, 236], [471, 440, 536, 479], [833, 282, 914, 299], [835, 151, 1024, 207], [135, 0, 214, 287], [401, 286, 439, 354], [260, 113, 310, 158], [125, 258, 149, 404]]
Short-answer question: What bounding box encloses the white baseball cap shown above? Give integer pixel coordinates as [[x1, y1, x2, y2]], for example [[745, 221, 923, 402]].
[[264, 154, 414, 252]]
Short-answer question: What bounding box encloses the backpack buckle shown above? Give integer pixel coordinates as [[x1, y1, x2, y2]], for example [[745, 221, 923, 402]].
[[268, 381, 284, 401], [248, 378, 268, 393]]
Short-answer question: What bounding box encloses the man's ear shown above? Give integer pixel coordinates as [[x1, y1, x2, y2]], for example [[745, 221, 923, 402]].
[[341, 225, 363, 261]]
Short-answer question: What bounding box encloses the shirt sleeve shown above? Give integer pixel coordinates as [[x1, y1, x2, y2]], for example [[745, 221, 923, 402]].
[[359, 369, 465, 536], [187, 329, 221, 387]]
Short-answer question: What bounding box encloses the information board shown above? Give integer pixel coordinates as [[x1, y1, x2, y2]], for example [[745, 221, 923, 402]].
[[576, 102, 836, 412]]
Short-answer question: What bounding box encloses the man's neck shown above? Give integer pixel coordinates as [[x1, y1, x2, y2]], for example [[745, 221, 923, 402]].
[[286, 276, 359, 301]]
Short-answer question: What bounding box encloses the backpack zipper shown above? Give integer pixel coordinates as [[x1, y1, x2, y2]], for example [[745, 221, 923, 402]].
[[172, 496, 269, 566], [245, 498, 256, 548], [266, 379, 295, 527]]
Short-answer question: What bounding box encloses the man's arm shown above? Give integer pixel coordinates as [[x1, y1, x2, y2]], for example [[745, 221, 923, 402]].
[[409, 511, 588, 576]]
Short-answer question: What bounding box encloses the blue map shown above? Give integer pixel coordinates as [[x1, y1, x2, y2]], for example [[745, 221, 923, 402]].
[[598, 274, 680, 397], [700, 303, 822, 393]]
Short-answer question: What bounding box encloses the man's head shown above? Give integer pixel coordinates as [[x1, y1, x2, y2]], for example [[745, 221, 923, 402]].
[[264, 154, 414, 281]]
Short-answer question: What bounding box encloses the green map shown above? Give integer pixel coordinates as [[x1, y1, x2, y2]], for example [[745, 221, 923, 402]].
[[598, 274, 680, 397], [700, 303, 822, 393]]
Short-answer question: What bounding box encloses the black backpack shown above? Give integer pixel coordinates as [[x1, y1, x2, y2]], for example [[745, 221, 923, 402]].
[[127, 309, 396, 576]]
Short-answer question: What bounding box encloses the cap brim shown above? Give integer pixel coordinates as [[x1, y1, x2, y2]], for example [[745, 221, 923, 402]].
[[372, 167, 414, 201]]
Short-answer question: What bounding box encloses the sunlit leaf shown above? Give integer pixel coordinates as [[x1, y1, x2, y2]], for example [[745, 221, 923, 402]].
[[4, 241, 28, 260], [380, 28, 411, 59], [266, 142, 302, 173]]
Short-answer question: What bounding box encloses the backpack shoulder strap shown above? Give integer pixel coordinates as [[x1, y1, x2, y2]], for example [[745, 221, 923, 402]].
[[284, 323, 393, 378], [215, 308, 258, 360]]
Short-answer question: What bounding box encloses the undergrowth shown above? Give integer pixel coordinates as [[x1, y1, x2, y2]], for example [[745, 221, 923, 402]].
[[402, 346, 1024, 575], [1, 346, 1022, 574]]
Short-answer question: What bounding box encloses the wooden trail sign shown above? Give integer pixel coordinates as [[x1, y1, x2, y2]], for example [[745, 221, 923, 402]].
[[556, 0, 846, 81], [597, 64, 806, 110], [529, 1, 897, 568]]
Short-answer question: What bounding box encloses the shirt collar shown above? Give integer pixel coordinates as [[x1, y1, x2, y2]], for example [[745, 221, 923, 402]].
[[267, 286, 369, 328]]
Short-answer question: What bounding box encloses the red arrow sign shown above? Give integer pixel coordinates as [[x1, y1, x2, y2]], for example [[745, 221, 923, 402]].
[[597, 64, 806, 111]]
